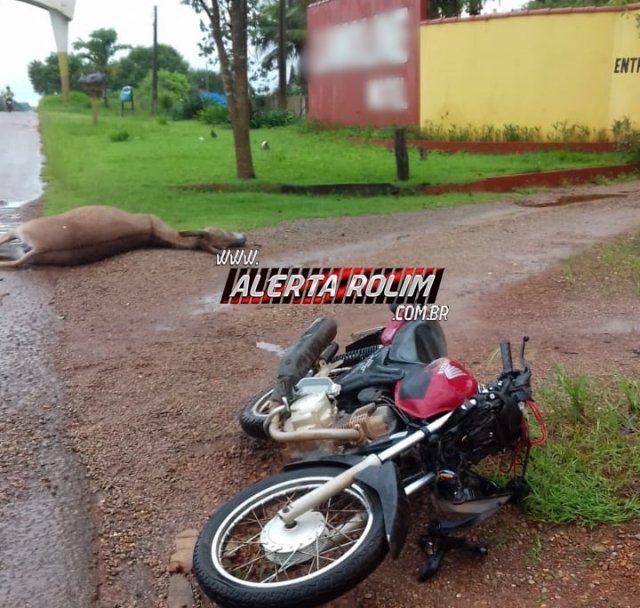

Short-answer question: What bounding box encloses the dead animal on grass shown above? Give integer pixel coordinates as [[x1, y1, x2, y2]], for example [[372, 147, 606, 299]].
[[0, 205, 246, 268]]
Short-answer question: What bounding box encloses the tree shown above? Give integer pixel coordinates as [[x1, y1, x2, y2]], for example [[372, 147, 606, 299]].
[[189, 68, 224, 92], [111, 44, 190, 91], [28, 52, 83, 96], [183, 0, 256, 180], [73, 28, 130, 107], [253, 0, 311, 98], [428, 0, 485, 17], [138, 70, 191, 113]]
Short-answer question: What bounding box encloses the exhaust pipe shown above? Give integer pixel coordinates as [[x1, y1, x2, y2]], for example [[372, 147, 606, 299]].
[[268, 413, 362, 443]]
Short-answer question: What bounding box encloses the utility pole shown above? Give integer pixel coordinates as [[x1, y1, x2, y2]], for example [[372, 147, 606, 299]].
[[151, 5, 158, 115], [395, 128, 409, 181]]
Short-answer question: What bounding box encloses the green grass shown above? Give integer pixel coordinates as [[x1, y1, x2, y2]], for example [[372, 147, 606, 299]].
[[38, 95, 627, 231], [563, 231, 640, 298], [526, 369, 640, 525], [527, 531, 544, 563]]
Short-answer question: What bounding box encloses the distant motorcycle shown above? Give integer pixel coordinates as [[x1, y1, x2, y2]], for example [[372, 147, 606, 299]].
[[4, 97, 14, 112], [194, 316, 546, 608]]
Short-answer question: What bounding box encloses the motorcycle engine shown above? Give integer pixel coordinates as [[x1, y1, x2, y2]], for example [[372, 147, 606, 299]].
[[283, 392, 336, 433], [278, 378, 397, 454]]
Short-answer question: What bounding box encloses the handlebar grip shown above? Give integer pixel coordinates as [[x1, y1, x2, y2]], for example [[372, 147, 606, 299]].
[[500, 341, 513, 373]]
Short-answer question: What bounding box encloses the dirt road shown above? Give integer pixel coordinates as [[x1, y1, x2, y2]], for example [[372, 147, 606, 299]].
[[45, 182, 640, 607]]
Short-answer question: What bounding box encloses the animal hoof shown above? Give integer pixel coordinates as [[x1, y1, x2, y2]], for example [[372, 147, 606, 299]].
[[232, 232, 247, 246]]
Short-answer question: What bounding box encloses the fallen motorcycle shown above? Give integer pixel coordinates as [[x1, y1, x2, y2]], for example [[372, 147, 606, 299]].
[[238, 313, 447, 443], [194, 317, 546, 608]]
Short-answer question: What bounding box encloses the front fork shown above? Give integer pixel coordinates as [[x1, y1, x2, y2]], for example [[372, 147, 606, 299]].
[[277, 411, 453, 526]]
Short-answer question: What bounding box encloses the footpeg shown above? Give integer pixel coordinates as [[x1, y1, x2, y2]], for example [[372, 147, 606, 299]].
[[417, 521, 489, 582]]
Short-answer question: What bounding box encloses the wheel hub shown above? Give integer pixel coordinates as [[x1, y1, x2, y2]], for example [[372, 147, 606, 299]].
[[261, 511, 327, 566]]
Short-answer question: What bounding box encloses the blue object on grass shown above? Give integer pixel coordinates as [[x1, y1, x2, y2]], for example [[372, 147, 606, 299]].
[[200, 91, 226, 106]]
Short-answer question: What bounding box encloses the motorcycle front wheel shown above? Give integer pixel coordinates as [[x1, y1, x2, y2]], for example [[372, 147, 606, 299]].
[[193, 466, 388, 608]]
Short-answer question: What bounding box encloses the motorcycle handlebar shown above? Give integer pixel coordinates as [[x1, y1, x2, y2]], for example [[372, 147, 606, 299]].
[[500, 341, 513, 374]]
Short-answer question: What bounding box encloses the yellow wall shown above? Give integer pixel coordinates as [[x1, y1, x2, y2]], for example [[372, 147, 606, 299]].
[[419, 8, 640, 137], [610, 10, 640, 126]]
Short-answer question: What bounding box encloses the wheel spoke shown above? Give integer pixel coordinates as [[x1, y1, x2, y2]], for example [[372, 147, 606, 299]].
[[323, 519, 362, 544], [260, 548, 299, 584], [215, 477, 374, 587], [223, 536, 263, 557], [228, 553, 268, 573]]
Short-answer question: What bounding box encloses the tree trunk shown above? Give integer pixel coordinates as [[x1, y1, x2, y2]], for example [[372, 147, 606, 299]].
[[277, 0, 287, 110], [206, 0, 256, 180], [230, 0, 256, 179], [151, 5, 159, 115]]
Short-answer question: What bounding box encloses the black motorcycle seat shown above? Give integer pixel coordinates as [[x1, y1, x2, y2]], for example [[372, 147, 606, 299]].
[[335, 347, 405, 394]]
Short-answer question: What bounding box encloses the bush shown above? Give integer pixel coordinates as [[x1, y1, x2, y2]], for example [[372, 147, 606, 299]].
[[38, 92, 93, 112], [250, 109, 297, 129], [170, 89, 206, 120], [137, 69, 190, 114], [612, 116, 640, 163], [109, 129, 130, 142], [616, 130, 640, 163], [197, 103, 230, 125]]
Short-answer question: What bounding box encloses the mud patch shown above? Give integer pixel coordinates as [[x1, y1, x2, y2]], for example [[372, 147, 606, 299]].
[[518, 193, 628, 208]]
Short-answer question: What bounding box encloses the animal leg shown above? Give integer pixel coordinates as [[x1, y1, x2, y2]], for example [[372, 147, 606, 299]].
[[0, 250, 37, 268], [0, 229, 18, 247], [149, 216, 197, 250]]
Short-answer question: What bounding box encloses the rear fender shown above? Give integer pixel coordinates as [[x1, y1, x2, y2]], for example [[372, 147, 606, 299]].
[[284, 455, 410, 558]]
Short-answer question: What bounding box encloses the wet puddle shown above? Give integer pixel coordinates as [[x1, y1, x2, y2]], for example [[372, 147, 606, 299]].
[[0, 200, 23, 234]]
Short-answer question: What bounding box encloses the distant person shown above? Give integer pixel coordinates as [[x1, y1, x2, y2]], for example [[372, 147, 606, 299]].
[[3, 86, 14, 112]]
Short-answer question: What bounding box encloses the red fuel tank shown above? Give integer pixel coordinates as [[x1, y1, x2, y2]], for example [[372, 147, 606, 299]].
[[394, 357, 478, 420]]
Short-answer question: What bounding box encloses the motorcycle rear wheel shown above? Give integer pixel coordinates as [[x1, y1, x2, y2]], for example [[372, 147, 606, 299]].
[[238, 387, 274, 439], [193, 466, 388, 608]]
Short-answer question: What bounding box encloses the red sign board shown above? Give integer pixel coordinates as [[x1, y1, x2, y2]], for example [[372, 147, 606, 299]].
[[307, 0, 425, 127]]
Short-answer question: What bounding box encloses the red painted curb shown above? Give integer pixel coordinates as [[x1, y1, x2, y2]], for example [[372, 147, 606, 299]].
[[352, 137, 616, 154], [179, 165, 637, 196], [419, 164, 638, 195]]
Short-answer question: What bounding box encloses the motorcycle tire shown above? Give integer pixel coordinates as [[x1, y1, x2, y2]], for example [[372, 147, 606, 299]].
[[238, 387, 274, 439], [193, 466, 388, 608]]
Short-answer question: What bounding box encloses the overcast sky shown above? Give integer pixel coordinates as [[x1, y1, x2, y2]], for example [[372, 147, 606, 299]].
[[0, 0, 523, 106], [0, 0, 207, 104]]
